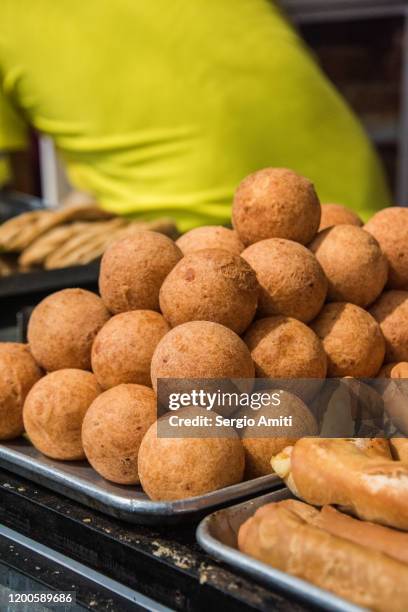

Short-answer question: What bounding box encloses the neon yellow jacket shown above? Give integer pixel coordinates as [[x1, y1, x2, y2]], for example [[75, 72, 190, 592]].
[[0, 0, 390, 230]]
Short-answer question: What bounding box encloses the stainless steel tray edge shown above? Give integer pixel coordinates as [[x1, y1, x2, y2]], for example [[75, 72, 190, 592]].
[[196, 490, 365, 612], [0, 439, 282, 525]]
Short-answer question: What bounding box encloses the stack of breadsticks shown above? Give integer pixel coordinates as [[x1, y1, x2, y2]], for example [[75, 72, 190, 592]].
[[0, 201, 176, 276]]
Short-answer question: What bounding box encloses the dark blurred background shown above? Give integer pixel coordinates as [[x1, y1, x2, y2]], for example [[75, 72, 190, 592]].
[[285, 0, 407, 203]]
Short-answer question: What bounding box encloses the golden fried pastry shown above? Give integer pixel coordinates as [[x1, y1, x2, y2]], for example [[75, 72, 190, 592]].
[[319, 203, 363, 231], [92, 310, 170, 388], [311, 302, 385, 377], [23, 369, 101, 460], [241, 238, 327, 321], [138, 407, 245, 500], [0, 343, 42, 439], [310, 225, 388, 307], [28, 288, 110, 371], [159, 249, 259, 334], [232, 168, 321, 246], [82, 384, 157, 484], [176, 226, 244, 255], [99, 231, 182, 313]]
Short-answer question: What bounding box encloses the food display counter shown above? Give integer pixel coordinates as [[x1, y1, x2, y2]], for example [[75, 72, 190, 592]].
[[0, 468, 306, 611], [1, 158, 408, 610]]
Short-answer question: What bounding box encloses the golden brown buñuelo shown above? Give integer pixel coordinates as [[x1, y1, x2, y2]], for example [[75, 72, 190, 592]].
[[0, 343, 42, 440]]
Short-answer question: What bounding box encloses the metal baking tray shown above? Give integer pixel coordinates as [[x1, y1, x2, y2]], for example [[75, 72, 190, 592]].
[[0, 438, 282, 525], [196, 489, 364, 612]]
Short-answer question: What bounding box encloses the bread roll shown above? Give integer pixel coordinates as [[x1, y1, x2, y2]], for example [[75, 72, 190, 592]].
[[271, 437, 408, 530], [265, 499, 408, 565], [273, 499, 408, 565], [314, 504, 408, 565], [238, 500, 408, 612]]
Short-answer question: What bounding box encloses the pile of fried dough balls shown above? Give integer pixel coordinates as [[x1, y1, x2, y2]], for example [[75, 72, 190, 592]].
[[1, 167, 408, 502]]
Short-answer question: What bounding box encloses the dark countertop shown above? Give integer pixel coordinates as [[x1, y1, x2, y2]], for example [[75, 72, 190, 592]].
[[0, 262, 100, 329], [0, 468, 310, 612]]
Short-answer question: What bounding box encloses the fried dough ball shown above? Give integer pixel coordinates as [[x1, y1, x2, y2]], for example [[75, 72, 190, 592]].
[[244, 317, 327, 381], [159, 249, 258, 334], [310, 225, 388, 307], [340, 377, 385, 427], [378, 362, 408, 378], [369, 360, 408, 436], [369, 291, 408, 363], [23, 369, 101, 460], [138, 407, 245, 500], [91, 311, 170, 389], [319, 203, 363, 231], [82, 384, 156, 484], [176, 226, 244, 256], [99, 231, 182, 313], [382, 381, 408, 435], [28, 288, 110, 371], [241, 238, 327, 322], [0, 343, 42, 440], [311, 303, 385, 377], [241, 390, 318, 478], [365, 207, 408, 289], [232, 168, 321, 246], [150, 321, 254, 392], [312, 378, 386, 439]]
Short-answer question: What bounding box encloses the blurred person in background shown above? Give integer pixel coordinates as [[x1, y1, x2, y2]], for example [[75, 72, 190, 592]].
[[0, 0, 390, 231]]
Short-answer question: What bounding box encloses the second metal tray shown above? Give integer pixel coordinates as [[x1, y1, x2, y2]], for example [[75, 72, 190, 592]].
[[196, 489, 365, 612], [0, 438, 281, 525]]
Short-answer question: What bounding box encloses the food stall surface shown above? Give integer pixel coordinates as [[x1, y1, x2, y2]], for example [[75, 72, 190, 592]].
[[0, 468, 309, 612]]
